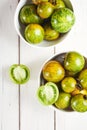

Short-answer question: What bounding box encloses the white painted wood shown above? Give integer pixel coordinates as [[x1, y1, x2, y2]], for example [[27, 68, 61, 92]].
[[55, 0, 87, 130], [0, 67, 2, 130], [0, 0, 87, 130], [0, 0, 19, 130], [19, 40, 55, 130], [64, 112, 87, 130]]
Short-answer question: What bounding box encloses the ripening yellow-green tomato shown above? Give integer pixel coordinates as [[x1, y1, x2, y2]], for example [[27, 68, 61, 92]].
[[42, 60, 65, 83]]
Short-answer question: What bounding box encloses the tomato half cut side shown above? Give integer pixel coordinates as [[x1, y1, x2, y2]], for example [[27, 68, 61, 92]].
[[37, 82, 59, 105], [9, 64, 30, 84]]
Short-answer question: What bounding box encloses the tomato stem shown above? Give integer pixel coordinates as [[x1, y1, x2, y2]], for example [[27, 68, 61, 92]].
[[83, 95, 87, 100]]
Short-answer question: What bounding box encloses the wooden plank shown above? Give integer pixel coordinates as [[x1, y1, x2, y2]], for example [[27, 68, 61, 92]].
[[64, 112, 87, 130], [19, 39, 55, 130], [55, 0, 87, 130], [0, 0, 19, 130], [0, 67, 2, 129]]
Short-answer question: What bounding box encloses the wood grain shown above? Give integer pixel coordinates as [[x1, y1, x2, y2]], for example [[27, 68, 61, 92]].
[[0, 0, 87, 130], [0, 0, 19, 130]]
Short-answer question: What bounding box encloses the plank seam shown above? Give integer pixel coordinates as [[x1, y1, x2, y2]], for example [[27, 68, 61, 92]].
[[17, 1, 21, 129]]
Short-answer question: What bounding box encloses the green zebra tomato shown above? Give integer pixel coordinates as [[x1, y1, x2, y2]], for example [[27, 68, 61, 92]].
[[19, 4, 43, 24], [25, 24, 44, 44], [51, 8, 75, 33], [64, 51, 85, 74], [37, 82, 59, 105], [42, 60, 65, 83], [43, 23, 60, 41], [55, 0, 66, 9], [61, 77, 76, 93], [37, 2, 54, 19], [71, 94, 87, 112], [79, 69, 87, 89], [55, 92, 71, 109], [32, 0, 48, 5], [9, 64, 30, 84]]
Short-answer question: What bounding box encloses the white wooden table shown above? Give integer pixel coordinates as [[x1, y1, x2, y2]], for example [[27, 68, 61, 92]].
[[0, 0, 87, 130]]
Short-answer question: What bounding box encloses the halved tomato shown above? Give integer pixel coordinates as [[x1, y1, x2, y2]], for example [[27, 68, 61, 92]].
[[37, 82, 59, 105], [9, 64, 30, 84]]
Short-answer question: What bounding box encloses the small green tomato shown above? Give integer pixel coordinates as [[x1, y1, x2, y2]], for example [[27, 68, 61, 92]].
[[71, 94, 87, 112], [37, 82, 59, 105], [79, 69, 87, 89], [19, 4, 43, 24], [42, 60, 65, 83], [64, 51, 85, 74], [55, 92, 71, 109], [25, 24, 44, 44], [55, 0, 66, 9], [43, 23, 60, 41], [9, 64, 30, 84], [61, 77, 76, 93], [37, 2, 54, 18]]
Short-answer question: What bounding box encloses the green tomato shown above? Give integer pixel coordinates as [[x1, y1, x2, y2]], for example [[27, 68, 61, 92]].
[[64, 51, 85, 74], [79, 69, 87, 89], [61, 77, 76, 93], [43, 23, 60, 41], [71, 94, 87, 112], [55, 0, 66, 9], [37, 82, 59, 105], [9, 64, 30, 84], [37, 2, 54, 19], [55, 92, 71, 109], [51, 8, 75, 33], [32, 0, 48, 5], [19, 4, 43, 24], [25, 24, 44, 44], [42, 60, 65, 83]]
